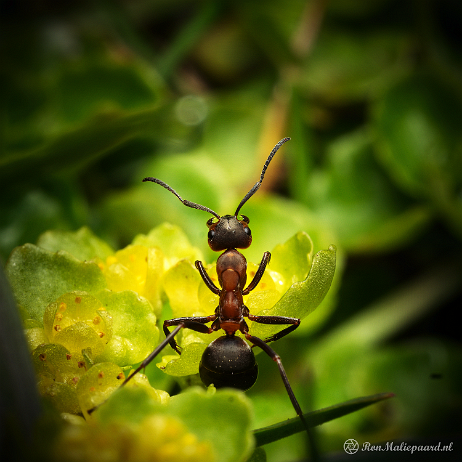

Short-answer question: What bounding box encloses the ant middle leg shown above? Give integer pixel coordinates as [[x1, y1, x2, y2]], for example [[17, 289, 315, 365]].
[[125, 315, 216, 386], [248, 314, 300, 344], [242, 252, 271, 295], [163, 315, 216, 354]]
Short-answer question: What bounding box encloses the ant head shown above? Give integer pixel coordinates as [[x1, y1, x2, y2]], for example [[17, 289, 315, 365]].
[[143, 138, 290, 251], [206, 215, 251, 251], [205, 137, 290, 252]]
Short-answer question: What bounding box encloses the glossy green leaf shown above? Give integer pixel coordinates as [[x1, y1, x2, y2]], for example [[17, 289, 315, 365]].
[[1, 108, 165, 183], [37, 227, 114, 261], [159, 342, 207, 376], [269, 231, 313, 293], [95, 290, 159, 366], [250, 245, 336, 339], [5, 244, 107, 323], [2, 38, 166, 182]]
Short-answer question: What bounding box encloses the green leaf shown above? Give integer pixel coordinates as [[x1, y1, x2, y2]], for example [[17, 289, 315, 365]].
[[37, 227, 114, 261], [5, 244, 107, 323], [254, 392, 394, 447], [0, 190, 72, 261], [250, 245, 336, 339], [159, 342, 207, 376], [163, 259, 202, 317], [305, 129, 431, 252], [76, 362, 125, 417], [96, 385, 165, 425], [97, 386, 254, 462], [133, 222, 204, 267], [95, 290, 159, 366], [374, 73, 462, 197], [43, 292, 113, 347], [374, 73, 462, 236], [169, 387, 254, 462], [300, 30, 411, 101], [269, 231, 313, 293], [1, 108, 165, 182], [32, 343, 83, 414]]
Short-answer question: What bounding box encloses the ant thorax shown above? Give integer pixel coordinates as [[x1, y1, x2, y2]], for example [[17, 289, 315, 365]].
[[216, 249, 247, 291]]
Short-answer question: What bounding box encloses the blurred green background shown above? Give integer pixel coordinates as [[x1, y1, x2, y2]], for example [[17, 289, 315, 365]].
[[1, 0, 461, 460]]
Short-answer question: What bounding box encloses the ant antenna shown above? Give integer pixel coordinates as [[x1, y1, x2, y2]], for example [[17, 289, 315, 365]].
[[234, 137, 290, 217], [142, 177, 221, 220]]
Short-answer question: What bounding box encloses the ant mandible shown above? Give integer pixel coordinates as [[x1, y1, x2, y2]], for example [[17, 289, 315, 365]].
[[103, 138, 309, 432]]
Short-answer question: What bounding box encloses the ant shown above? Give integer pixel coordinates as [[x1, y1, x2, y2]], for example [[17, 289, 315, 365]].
[[90, 138, 309, 434]]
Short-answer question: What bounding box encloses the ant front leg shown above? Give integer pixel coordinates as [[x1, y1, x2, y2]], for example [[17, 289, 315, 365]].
[[195, 261, 220, 294], [242, 251, 271, 295], [163, 315, 216, 354]]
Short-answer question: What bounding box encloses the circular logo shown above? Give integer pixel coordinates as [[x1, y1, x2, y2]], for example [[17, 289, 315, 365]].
[[344, 439, 359, 454]]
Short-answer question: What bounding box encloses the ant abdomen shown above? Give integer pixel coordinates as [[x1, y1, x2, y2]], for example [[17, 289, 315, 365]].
[[199, 336, 258, 391]]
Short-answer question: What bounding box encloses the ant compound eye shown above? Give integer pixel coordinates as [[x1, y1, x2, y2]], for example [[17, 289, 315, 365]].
[[208, 229, 216, 240], [244, 226, 251, 237]]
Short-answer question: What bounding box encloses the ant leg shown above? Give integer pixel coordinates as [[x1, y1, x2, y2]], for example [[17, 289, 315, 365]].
[[246, 331, 319, 459], [88, 315, 217, 414], [122, 324, 184, 386], [164, 315, 216, 354], [242, 252, 271, 295], [87, 324, 185, 415], [248, 314, 300, 344], [245, 333, 309, 432], [195, 261, 220, 294]]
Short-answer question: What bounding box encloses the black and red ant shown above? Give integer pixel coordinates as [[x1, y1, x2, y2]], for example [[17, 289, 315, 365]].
[[91, 138, 309, 434]]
